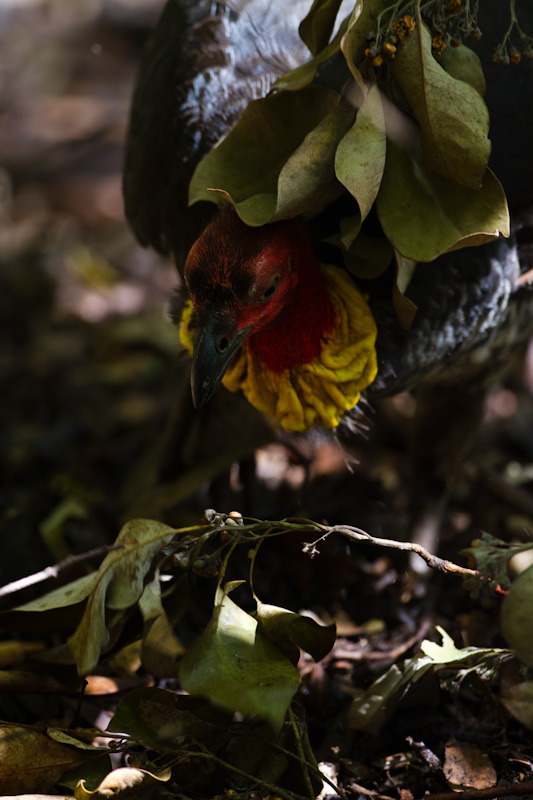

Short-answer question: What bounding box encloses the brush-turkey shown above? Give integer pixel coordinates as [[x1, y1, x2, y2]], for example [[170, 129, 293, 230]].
[[123, 0, 533, 508]]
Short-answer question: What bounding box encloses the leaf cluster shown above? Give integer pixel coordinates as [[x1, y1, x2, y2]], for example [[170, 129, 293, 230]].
[[1, 511, 527, 797], [189, 0, 509, 324]]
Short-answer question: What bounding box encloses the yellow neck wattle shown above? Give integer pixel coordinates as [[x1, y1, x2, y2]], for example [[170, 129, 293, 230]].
[[180, 264, 378, 432]]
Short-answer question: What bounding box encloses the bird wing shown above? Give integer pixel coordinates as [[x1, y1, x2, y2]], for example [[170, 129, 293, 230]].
[[123, 0, 312, 261], [124, 0, 533, 398]]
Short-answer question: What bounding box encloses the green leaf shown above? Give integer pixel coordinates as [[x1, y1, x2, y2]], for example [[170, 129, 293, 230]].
[[138, 575, 185, 678], [231, 721, 289, 786], [299, 0, 345, 55], [501, 681, 533, 730], [190, 88, 354, 227], [376, 139, 509, 261], [462, 532, 532, 590], [391, 19, 490, 188], [108, 687, 231, 749], [421, 626, 477, 663], [345, 232, 393, 279], [0, 724, 99, 794], [338, 212, 362, 250], [256, 602, 336, 664], [392, 251, 417, 330], [179, 583, 300, 730], [274, 18, 350, 91], [14, 572, 98, 612], [501, 564, 533, 664], [57, 754, 112, 793], [327, 217, 393, 279], [348, 627, 508, 734], [68, 519, 176, 675], [335, 80, 386, 221], [436, 43, 486, 96], [340, 0, 390, 77]]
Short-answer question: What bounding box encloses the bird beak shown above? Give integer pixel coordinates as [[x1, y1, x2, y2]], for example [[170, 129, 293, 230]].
[[191, 313, 252, 409]]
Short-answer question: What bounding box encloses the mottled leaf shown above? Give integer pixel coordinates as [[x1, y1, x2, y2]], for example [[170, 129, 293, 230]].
[[391, 19, 490, 188], [335, 80, 386, 220], [0, 724, 96, 794], [272, 100, 354, 222], [443, 739, 496, 791], [68, 519, 176, 675], [376, 140, 509, 261], [179, 583, 300, 730], [190, 88, 350, 226], [436, 43, 486, 96]]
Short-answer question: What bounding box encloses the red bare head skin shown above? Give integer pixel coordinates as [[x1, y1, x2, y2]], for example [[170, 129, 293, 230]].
[[184, 209, 335, 373]]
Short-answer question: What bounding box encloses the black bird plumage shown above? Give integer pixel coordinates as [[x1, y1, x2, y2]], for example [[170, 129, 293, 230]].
[[123, 0, 533, 525]]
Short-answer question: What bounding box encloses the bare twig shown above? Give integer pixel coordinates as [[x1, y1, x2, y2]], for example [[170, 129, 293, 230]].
[[0, 509, 499, 605], [203, 512, 500, 592], [0, 543, 125, 599], [329, 525, 479, 578]]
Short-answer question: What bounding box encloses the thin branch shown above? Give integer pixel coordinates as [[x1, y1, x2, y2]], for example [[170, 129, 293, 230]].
[[0, 543, 125, 599], [204, 512, 500, 592], [331, 524, 480, 577]]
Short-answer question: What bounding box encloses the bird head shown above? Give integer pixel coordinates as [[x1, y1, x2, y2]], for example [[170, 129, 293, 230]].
[[183, 209, 332, 409]]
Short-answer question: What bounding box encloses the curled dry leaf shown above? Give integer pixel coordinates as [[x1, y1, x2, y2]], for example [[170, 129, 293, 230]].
[[190, 88, 353, 227], [443, 738, 497, 791], [138, 574, 185, 678], [335, 80, 386, 222], [0, 724, 99, 794], [74, 765, 170, 800], [299, 0, 346, 56], [255, 601, 336, 664], [376, 140, 509, 262], [68, 519, 176, 675]]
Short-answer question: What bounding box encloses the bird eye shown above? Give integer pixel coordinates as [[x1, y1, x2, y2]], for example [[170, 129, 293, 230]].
[[261, 274, 280, 302]]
